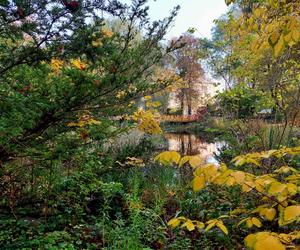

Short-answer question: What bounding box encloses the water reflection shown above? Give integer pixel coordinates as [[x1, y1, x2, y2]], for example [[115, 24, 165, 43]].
[[165, 133, 225, 164]]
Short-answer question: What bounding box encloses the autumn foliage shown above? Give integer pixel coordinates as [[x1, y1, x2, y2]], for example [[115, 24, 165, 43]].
[[155, 147, 300, 249]]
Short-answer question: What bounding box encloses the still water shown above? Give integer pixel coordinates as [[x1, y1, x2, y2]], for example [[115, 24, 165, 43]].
[[164, 133, 226, 164]]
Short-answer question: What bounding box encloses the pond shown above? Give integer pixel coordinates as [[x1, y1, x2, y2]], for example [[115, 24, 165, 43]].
[[164, 132, 226, 164], [108, 129, 226, 165]]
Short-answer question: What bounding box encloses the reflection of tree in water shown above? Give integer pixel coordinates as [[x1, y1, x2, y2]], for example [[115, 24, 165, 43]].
[[165, 133, 224, 163]]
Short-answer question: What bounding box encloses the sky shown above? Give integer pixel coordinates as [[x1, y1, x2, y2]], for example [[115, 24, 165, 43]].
[[118, 0, 229, 87], [124, 0, 229, 39]]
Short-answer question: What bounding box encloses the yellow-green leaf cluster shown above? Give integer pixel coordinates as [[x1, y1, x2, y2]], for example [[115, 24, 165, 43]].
[[245, 232, 285, 250], [162, 146, 300, 249], [167, 216, 205, 231], [132, 109, 162, 134], [154, 151, 181, 165]]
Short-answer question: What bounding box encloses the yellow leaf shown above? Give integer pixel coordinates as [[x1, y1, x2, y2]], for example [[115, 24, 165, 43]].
[[283, 32, 292, 44], [290, 231, 300, 240], [251, 205, 267, 214], [251, 217, 262, 228], [260, 208, 276, 221], [220, 163, 227, 172], [92, 39, 103, 47], [242, 181, 254, 192], [261, 150, 276, 158], [101, 27, 113, 38], [181, 219, 195, 231], [246, 232, 286, 249], [278, 233, 294, 244], [255, 179, 266, 193], [254, 234, 285, 250], [269, 31, 280, 46], [274, 34, 285, 57], [196, 221, 205, 229], [265, 23, 275, 33], [267, 182, 286, 195], [253, 8, 263, 18], [154, 152, 170, 165], [217, 215, 230, 219], [189, 155, 204, 168], [285, 174, 300, 183], [230, 208, 248, 215], [87, 118, 101, 126], [167, 218, 181, 228], [286, 183, 297, 196], [154, 151, 181, 165], [192, 175, 206, 192], [274, 166, 298, 174], [245, 234, 256, 248], [200, 164, 218, 181], [179, 156, 193, 167], [170, 151, 181, 164], [143, 95, 152, 101], [67, 122, 77, 127], [291, 29, 300, 42], [247, 17, 254, 26], [246, 218, 253, 228], [206, 219, 217, 225], [237, 218, 248, 227], [205, 221, 217, 231], [250, 38, 260, 51], [232, 155, 246, 166], [216, 222, 228, 235], [232, 154, 260, 166], [231, 171, 245, 184], [213, 170, 233, 185], [247, 158, 261, 166], [50, 58, 64, 72], [71, 59, 87, 70], [283, 205, 300, 224], [225, 176, 235, 186]]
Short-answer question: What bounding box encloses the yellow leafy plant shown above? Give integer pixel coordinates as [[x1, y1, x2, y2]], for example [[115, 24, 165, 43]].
[[237, 217, 262, 228], [155, 152, 204, 168], [132, 109, 162, 134], [158, 146, 300, 248], [167, 216, 205, 231], [225, 0, 300, 57], [67, 113, 101, 127], [70, 58, 87, 70], [205, 218, 229, 235], [154, 151, 181, 165], [50, 58, 64, 73]]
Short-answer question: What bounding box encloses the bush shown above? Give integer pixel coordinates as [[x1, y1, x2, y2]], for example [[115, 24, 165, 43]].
[[156, 148, 300, 249]]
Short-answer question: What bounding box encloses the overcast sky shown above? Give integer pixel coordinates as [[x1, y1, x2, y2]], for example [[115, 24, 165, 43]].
[[118, 0, 228, 86], [121, 0, 228, 39]]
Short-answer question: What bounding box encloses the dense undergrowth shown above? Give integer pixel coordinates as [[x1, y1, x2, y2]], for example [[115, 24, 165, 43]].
[[0, 139, 243, 249], [2, 124, 299, 249]]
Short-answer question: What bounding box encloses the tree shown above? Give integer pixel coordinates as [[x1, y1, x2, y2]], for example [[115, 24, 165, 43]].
[[171, 33, 204, 115], [204, 0, 300, 149], [0, 0, 124, 75], [218, 84, 274, 119], [0, 0, 181, 215], [223, 0, 300, 142], [199, 17, 236, 89]]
